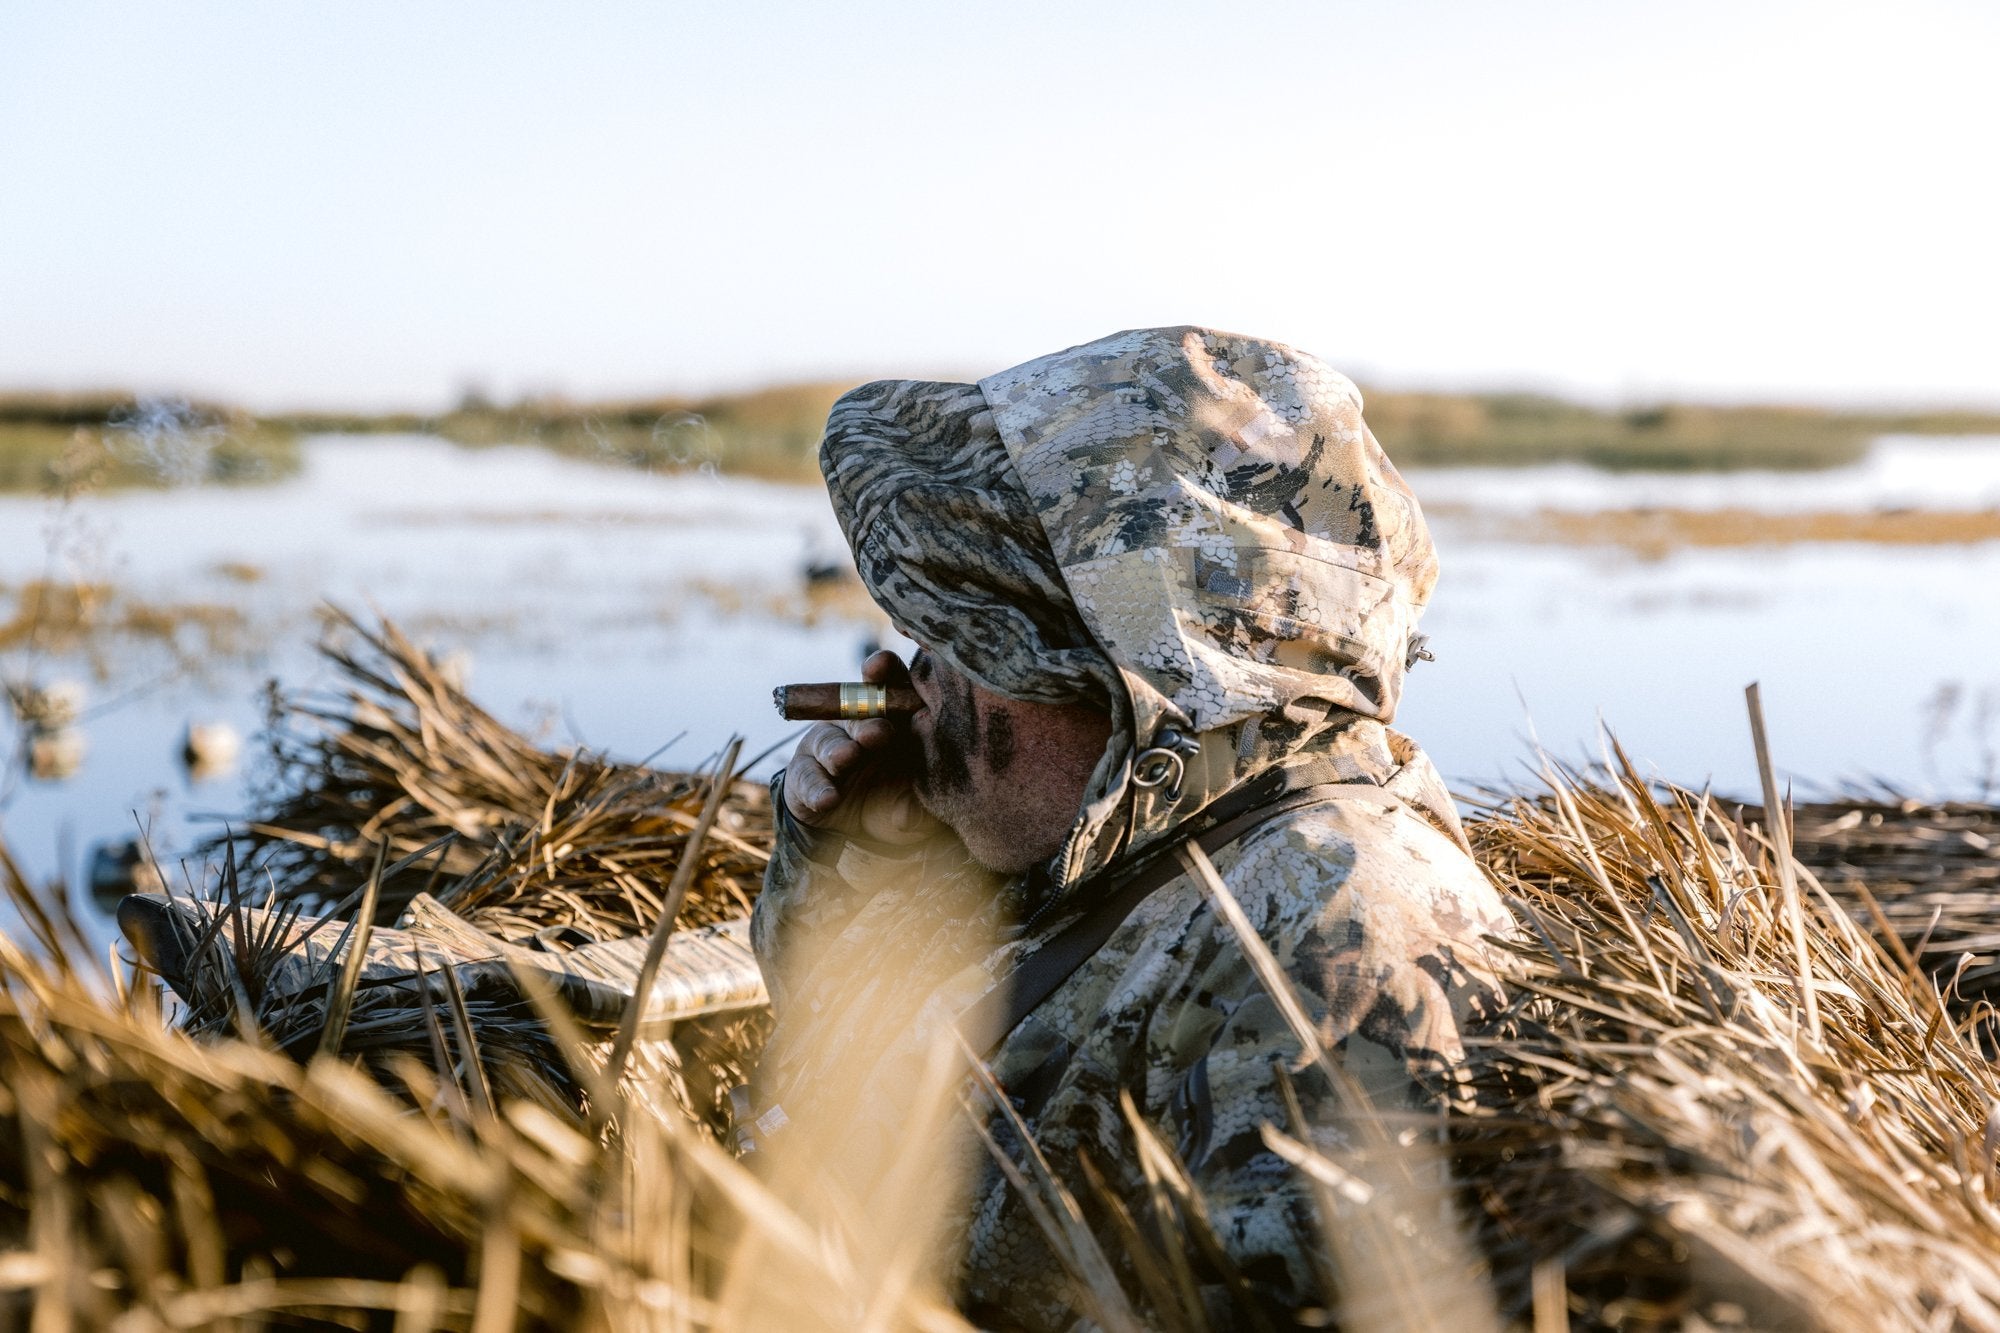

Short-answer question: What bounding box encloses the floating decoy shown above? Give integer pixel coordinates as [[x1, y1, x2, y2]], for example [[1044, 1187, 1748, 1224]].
[[180, 721, 243, 780]]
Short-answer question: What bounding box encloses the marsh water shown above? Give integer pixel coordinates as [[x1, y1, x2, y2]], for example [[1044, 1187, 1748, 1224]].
[[4, 432, 1999, 892]]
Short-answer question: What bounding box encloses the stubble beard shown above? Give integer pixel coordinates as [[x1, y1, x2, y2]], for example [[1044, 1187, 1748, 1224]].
[[907, 663, 1027, 871], [911, 667, 976, 819]]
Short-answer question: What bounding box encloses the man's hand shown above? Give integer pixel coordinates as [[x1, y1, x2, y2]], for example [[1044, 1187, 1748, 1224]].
[[782, 650, 939, 846]]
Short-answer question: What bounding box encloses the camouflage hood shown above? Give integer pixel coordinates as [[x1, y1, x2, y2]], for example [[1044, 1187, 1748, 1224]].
[[822, 327, 1441, 885]]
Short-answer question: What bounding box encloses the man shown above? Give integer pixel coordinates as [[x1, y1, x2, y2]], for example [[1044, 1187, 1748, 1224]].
[[750, 327, 1514, 1328]]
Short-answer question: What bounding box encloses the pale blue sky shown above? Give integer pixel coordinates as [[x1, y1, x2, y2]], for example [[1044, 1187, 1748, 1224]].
[[2, 1, 1995, 409]]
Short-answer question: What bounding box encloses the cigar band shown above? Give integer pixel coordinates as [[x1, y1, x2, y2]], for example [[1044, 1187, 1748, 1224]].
[[840, 683, 888, 718]]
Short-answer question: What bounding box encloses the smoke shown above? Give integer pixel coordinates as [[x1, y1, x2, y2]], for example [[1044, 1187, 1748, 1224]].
[[649, 412, 720, 476], [106, 397, 227, 487]]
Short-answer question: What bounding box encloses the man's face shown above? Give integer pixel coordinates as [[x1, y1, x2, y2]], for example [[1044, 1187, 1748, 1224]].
[[901, 644, 1111, 875]]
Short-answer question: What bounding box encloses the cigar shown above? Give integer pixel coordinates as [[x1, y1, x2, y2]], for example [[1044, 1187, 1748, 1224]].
[[773, 682, 921, 721]]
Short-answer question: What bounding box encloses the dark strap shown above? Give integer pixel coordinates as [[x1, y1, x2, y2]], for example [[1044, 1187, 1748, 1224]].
[[960, 781, 1400, 1059]]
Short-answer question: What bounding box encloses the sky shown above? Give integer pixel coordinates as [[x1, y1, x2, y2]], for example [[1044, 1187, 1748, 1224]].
[[1, 0, 1996, 411]]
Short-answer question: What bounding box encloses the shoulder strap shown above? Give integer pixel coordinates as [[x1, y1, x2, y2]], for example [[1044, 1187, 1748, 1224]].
[[960, 780, 1400, 1060]]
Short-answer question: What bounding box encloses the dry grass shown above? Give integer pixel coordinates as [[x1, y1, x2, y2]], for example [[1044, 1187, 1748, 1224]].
[[430, 382, 861, 484], [1363, 396, 1884, 472], [0, 407, 298, 493], [1456, 749, 2000, 1330], [0, 579, 247, 658], [1433, 504, 2000, 556], [218, 611, 770, 936], [0, 840, 958, 1331], [6, 616, 2000, 1326], [1737, 795, 2000, 999], [204, 610, 775, 1136], [211, 560, 266, 584]]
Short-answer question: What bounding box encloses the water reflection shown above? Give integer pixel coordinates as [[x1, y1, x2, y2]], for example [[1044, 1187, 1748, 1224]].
[[0, 432, 1995, 892]]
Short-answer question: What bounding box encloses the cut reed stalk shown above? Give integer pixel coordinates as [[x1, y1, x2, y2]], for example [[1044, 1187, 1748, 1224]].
[[606, 736, 741, 1090], [1748, 681, 1822, 1044]]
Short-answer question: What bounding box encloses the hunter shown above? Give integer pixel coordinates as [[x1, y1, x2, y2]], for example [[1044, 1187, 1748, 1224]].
[[748, 327, 1514, 1328]]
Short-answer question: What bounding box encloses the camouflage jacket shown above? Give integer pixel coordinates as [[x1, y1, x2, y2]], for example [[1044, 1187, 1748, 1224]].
[[750, 329, 1516, 1329]]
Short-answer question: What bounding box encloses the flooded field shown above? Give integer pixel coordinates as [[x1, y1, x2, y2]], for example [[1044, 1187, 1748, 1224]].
[[3, 432, 1998, 891]]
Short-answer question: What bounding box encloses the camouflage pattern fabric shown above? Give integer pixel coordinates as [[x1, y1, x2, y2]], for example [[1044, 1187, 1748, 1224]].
[[753, 328, 1515, 1329], [979, 327, 1437, 740], [820, 379, 1123, 714]]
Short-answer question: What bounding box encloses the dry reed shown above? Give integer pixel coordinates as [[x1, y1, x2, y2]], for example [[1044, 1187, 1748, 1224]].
[[217, 609, 770, 939], [194, 611, 775, 1136], [5, 616, 2000, 1327], [0, 838, 965, 1331], [1455, 745, 2000, 1330], [1428, 504, 2000, 556]]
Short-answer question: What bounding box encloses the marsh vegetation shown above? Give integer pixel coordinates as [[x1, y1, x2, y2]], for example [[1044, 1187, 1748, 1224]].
[[6, 383, 1997, 492], [0, 394, 298, 492], [5, 620, 2000, 1328]]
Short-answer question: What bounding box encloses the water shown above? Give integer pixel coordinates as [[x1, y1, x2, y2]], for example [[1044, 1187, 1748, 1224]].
[[1409, 434, 2000, 514], [3, 432, 1997, 893]]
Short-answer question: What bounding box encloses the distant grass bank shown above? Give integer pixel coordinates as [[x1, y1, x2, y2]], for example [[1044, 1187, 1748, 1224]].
[[4, 384, 1997, 493], [1429, 503, 2000, 556], [421, 381, 856, 483], [0, 394, 298, 493], [1366, 393, 1875, 471]]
